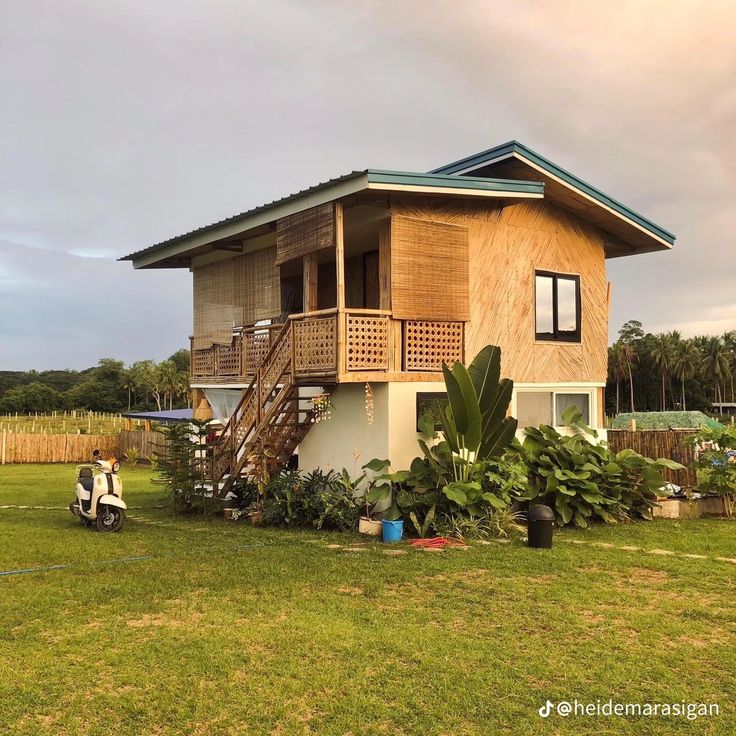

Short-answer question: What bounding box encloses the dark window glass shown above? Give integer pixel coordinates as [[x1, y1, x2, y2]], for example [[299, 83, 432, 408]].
[[535, 271, 581, 342]]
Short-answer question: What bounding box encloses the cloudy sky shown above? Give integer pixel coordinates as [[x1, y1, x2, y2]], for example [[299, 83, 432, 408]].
[[1, 0, 734, 370]]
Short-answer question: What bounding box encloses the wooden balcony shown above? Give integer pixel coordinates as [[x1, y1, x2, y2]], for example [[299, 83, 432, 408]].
[[190, 309, 464, 384]]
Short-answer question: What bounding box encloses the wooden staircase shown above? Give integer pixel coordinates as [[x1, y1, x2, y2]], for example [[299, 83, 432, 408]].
[[209, 321, 322, 496]]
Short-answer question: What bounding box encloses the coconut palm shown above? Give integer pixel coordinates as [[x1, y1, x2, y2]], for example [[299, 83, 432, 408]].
[[723, 331, 736, 402], [609, 342, 628, 415], [650, 334, 676, 410], [701, 336, 731, 408], [620, 341, 638, 412], [672, 340, 700, 410]]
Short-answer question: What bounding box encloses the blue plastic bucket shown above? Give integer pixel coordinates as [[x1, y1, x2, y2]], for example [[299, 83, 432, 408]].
[[382, 519, 404, 543]]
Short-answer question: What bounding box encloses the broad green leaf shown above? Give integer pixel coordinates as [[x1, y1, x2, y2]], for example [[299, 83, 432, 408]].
[[439, 403, 460, 454], [468, 345, 500, 415], [417, 412, 437, 438], [366, 484, 391, 505], [451, 361, 482, 451], [362, 458, 390, 472], [443, 363, 469, 435], [482, 492, 506, 509]]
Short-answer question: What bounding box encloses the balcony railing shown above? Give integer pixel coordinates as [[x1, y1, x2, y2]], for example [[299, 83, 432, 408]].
[[190, 310, 464, 381]]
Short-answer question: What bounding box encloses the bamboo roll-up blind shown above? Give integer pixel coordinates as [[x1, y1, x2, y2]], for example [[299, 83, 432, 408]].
[[276, 203, 335, 265], [193, 259, 238, 349], [236, 246, 281, 324], [193, 248, 282, 349], [390, 215, 469, 321]]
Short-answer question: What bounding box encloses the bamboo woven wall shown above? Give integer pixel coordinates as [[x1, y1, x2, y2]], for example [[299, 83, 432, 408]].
[[276, 203, 335, 265], [606, 429, 697, 487], [390, 197, 608, 383], [390, 214, 469, 321], [0, 430, 169, 464], [193, 248, 280, 349]]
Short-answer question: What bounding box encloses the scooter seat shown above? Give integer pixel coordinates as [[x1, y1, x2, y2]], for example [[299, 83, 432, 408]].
[[78, 467, 94, 493]]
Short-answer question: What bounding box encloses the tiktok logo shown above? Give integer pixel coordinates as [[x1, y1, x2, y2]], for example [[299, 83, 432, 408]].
[[538, 700, 554, 718]]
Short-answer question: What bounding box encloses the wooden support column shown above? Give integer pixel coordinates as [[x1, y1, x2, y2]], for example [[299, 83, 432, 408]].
[[335, 203, 345, 311], [335, 203, 347, 374], [378, 218, 391, 312], [303, 253, 319, 313]]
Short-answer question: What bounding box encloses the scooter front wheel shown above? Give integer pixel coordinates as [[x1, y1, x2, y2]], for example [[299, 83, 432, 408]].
[[95, 505, 125, 532]]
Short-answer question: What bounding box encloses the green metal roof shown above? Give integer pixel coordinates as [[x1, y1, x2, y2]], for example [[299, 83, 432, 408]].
[[120, 169, 543, 266], [365, 169, 543, 195], [431, 140, 676, 246]]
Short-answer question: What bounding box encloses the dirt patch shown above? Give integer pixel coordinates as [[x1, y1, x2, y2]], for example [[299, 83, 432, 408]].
[[626, 567, 668, 585], [126, 611, 205, 628], [337, 586, 364, 596]]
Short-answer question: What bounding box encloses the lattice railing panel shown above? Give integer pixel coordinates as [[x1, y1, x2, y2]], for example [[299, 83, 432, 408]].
[[215, 338, 242, 376], [259, 325, 293, 404], [293, 316, 337, 373], [192, 349, 215, 378], [403, 321, 464, 371], [346, 315, 389, 370], [244, 331, 272, 375]]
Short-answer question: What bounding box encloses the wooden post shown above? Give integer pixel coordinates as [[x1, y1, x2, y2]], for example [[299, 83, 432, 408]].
[[335, 202, 346, 376], [335, 202, 345, 312], [1, 430, 6, 465], [303, 253, 319, 313], [378, 218, 391, 312]]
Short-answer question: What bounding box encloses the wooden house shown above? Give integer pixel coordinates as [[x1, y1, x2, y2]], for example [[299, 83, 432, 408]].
[[121, 141, 675, 489]]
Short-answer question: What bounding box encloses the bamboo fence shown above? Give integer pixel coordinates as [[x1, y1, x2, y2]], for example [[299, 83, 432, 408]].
[[0, 430, 170, 464], [606, 428, 698, 488]]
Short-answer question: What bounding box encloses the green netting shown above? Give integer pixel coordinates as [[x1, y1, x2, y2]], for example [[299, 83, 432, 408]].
[[610, 411, 723, 430]]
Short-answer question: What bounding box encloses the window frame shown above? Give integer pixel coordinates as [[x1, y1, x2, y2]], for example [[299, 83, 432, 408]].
[[534, 270, 582, 343], [513, 388, 596, 430]]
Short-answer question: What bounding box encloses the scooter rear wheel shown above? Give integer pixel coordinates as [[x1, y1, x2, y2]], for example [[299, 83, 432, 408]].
[[95, 505, 125, 532]]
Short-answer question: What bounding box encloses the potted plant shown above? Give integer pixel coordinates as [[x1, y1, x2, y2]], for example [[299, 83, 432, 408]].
[[359, 459, 410, 536], [358, 459, 389, 535]]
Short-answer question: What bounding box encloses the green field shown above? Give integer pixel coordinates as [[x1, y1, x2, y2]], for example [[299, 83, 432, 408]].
[[0, 464, 734, 735], [0, 412, 137, 435]]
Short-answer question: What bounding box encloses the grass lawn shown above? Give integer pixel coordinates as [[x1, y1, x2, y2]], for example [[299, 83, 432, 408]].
[[1, 464, 734, 735]]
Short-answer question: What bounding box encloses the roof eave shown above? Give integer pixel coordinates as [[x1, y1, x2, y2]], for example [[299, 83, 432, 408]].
[[432, 141, 676, 251], [124, 170, 545, 269]]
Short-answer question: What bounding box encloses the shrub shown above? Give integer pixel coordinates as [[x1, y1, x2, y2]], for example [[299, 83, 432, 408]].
[[260, 469, 362, 531], [687, 425, 736, 517], [517, 407, 683, 526]]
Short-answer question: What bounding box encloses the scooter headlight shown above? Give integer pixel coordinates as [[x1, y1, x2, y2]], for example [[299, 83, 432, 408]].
[[112, 461, 121, 472]]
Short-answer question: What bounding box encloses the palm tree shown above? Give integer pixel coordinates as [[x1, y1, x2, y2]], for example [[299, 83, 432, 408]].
[[650, 334, 676, 410], [723, 331, 736, 402], [621, 341, 638, 412], [609, 343, 627, 415], [701, 336, 731, 409], [672, 340, 700, 410], [120, 369, 136, 412]]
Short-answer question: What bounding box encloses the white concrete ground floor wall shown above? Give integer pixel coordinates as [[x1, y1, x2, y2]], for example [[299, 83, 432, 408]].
[[297, 381, 444, 474]]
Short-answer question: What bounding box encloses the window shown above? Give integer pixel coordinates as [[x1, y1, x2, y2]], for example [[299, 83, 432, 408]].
[[516, 391, 591, 428], [535, 272, 581, 342], [555, 393, 590, 425], [516, 392, 553, 427]]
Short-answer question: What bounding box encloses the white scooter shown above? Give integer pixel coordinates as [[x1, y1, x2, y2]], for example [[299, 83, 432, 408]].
[[69, 451, 127, 532]]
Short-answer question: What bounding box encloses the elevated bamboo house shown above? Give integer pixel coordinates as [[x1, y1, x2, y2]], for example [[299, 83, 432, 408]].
[[121, 142, 675, 490]]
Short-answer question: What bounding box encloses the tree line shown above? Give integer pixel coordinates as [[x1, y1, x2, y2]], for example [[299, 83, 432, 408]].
[[607, 321, 734, 415], [0, 350, 190, 414]]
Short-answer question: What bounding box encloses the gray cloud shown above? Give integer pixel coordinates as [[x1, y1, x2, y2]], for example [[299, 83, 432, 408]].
[[1, 0, 734, 369]]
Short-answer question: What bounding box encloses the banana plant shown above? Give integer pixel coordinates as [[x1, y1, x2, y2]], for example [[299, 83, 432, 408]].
[[419, 345, 518, 501]]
